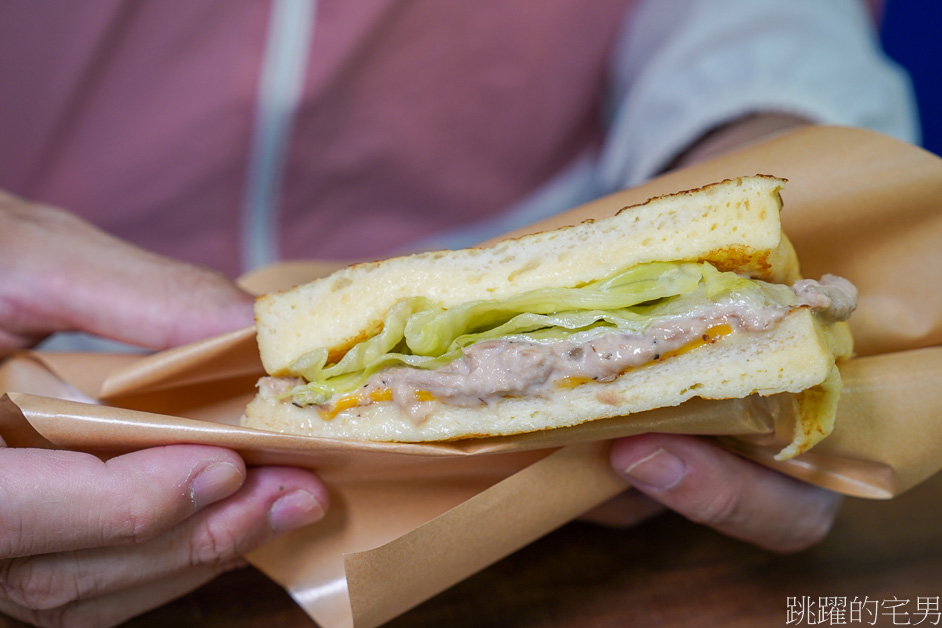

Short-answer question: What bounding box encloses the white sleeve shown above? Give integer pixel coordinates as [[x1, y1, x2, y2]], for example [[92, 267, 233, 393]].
[[597, 0, 920, 188]]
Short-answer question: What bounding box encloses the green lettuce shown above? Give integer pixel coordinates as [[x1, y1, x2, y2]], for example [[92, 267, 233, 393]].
[[287, 261, 796, 405]]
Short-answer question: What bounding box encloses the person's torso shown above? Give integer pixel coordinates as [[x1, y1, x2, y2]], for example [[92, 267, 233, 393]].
[[0, 0, 636, 276]]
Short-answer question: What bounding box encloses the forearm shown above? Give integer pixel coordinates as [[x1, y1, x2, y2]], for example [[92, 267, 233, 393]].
[[665, 113, 811, 171]]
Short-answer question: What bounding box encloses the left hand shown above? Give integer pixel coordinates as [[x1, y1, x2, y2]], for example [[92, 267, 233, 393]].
[[0, 445, 329, 628], [0, 190, 255, 355], [607, 433, 842, 553]]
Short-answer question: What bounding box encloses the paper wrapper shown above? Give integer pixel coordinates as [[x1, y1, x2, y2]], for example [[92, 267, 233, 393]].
[[2, 126, 941, 628]]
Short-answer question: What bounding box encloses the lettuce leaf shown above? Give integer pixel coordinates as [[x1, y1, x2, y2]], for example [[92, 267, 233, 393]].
[[287, 261, 795, 404]]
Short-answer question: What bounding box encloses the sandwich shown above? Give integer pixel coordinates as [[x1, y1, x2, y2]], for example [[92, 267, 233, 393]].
[[244, 176, 855, 460]]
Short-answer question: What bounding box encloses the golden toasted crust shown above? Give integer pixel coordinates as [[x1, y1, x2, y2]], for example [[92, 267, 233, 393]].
[[256, 176, 795, 376]]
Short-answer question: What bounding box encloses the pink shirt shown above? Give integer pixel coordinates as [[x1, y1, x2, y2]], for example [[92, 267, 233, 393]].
[[0, 1, 634, 277], [0, 1, 917, 283]]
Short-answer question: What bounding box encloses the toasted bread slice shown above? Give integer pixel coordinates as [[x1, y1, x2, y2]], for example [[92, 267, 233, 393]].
[[256, 176, 796, 376]]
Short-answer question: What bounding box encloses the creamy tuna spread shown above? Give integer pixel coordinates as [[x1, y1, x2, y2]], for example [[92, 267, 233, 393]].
[[276, 274, 857, 424], [364, 306, 767, 422], [791, 274, 858, 322]]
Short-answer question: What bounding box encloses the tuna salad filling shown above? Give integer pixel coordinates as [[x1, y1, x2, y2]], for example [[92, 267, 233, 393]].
[[274, 262, 857, 422]]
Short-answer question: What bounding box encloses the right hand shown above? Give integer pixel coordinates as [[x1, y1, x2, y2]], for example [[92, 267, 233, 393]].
[[0, 189, 255, 355], [608, 434, 842, 553]]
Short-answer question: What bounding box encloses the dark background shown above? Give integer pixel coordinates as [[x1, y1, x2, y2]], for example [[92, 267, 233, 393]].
[[881, 0, 941, 156]]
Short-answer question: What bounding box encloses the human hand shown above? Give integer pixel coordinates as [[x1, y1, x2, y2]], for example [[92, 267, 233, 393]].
[[0, 192, 330, 626], [0, 443, 328, 627], [608, 434, 841, 553], [0, 190, 255, 356], [601, 114, 838, 552]]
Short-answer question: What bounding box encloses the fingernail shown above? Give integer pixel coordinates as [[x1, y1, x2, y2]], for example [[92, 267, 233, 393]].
[[622, 448, 686, 490], [190, 462, 245, 510], [269, 490, 327, 533]]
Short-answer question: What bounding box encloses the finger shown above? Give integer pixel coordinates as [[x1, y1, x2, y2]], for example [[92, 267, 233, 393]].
[[0, 559, 245, 628], [580, 489, 665, 528], [610, 434, 843, 553], [0, 466, 327, 611], [0, 198, 254, 353], [0, 446, 247, 559]]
